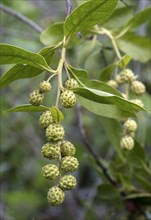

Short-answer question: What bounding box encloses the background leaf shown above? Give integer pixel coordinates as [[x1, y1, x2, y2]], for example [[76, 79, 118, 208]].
[[77, 95, 134, 119], [64, 0, 118, 40], [40, 22, 64, 46], [4, 104, 49, 113], [0, 44, 51, 70], [99, 64, 115, 82], [116, 33, 151, 63]]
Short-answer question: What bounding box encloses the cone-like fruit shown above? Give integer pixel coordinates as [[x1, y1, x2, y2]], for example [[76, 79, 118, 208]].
[[41, 143, 60, 160], [39, 110, 53, 128], [131, 80, 146, 95], [120, 135, 134, 150], [39, 81, 51, 93], [46, 124, 65, 142], [42, 164, 59, 180], [61, 156, 79, 172], [47, 186, 65, 206], [59, 175, 77, 190], [60, 141, 76, 157], [107, 80, 118, 89], [65, 78, 79, 89], [60, 90, 76, 108], [29, 90, 44, 106], [123, 119, 137, 133], [119, 69, 135, 83]]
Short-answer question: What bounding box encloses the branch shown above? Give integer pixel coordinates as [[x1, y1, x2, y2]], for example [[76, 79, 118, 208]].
[[0, 3, 43, 33], [75, 104, 118, 187], [65, 0, 72, 16]]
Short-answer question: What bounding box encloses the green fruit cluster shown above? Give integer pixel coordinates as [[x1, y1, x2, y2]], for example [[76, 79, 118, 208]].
[[39, 108, 78, 206], [59, 78, 78, 108], [29, 80, 51, 106], [120, 118, 137, 150]]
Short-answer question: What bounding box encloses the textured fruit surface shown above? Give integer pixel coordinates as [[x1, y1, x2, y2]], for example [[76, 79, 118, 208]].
[[120, 135, 134, 150], [46, 124, 65, 142], [41, 143, 60, 159], [29, 90, 44, 106], [47, 186, 65, 206], [123, 119, 137, 133], [130, 99, 144, 108], [42, 164, 59, 180], [59, 175, 77, 190], [61, 156, 79, 172], [39, 110, 53, 128], [60, 90, 76, 108], [39, 81, 51, 93], [65, 78, 79, 89], [60, 141, 76, 157], [107, 80, 118, 89], [131, 80, 146, 95], [119, 69, 135, 83]]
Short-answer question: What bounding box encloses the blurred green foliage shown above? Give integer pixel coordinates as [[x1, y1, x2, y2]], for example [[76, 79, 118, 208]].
[[0, 1, 151, 220]]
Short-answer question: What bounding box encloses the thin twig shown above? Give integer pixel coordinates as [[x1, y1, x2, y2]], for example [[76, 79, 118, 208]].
[[0, 3, 43, 33], [65, 0, 72, 16], [120, 0, 130, 7], [75, 104, 118, 187]]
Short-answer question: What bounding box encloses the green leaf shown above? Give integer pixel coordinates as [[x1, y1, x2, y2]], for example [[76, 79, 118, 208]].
[[64, 0, 118, 40], [77, 95, 134, 119], [97, 183, 120, 200], [40, 22, 64, 46], [116, 54, 131, 68], [0, 44, 51, 71], [120, 7, 151, 36], [99, 64, 115, 82], [4, 104, 49, 113], [50, 106, 64, 123], [0, 44, 61, 88], [99, 118, 124, 160], [124, 193, 151, 205], [68, 65, 145, 114], [116, 33, 151, 63], [102, 6, 135, 30]]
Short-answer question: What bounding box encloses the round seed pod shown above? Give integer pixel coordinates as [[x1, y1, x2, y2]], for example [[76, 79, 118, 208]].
[[107, 80, 118, 89], [60, 90, 76, 108], [59, 175, 77, 190], [39, 110, 53, 128], [61, 156, 79, 173], [47, 186, 65, 206], [65, 78, 79, 89], [123, 118, 137, 133], [120, 135, 134, 150], [42, 164, 59, 180], [46, 123, 65, 142], [29, 90, 44, 106], [130, 80, 146, 95], [39, 81, 51, 93], [119, 69, 135, 83], [41, 143, 60, 160], [60, 141, 76, 157]]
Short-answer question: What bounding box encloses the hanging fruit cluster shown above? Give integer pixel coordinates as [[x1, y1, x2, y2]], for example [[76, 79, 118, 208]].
[[29, 78, 79, 205], [107, 68, 145, 151]]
